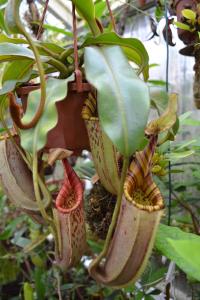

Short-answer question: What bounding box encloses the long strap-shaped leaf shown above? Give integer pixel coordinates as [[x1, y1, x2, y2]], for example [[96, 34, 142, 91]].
[[0, 138, 49, 211], [54, 159, 86, 272], [89, 135, 164, 287], [82, 94, 120, 195]]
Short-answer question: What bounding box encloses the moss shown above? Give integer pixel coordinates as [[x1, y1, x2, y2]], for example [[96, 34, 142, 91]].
[[85, 182, 116, 240]]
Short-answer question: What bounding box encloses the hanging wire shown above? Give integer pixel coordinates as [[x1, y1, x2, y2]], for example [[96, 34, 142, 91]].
[[37, 0, 50, 40], [164, 0, 172, 226], [106, 0, 117, 31]]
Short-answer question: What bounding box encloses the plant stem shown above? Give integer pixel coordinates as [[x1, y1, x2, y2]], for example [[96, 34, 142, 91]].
[[32, 152, 52, 223], [32, 148, 60, 247], [48, 58, 70, 77], [36, 44, 60, 60], [20, 29, 46, 126], [60, 48, 74, 63], [89, 157, 129, 268], [89, 19, 101, 36]]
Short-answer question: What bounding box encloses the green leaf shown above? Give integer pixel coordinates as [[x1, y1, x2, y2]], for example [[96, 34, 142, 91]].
[[72, 0, 100, 35], [34, 268, 46, 300], [82, 32, 149, 80], [150, 90, 168, 114], [38, 43, 65, 55], [155, 5, 165, 22], [24, 234, 47, 253], [72, 0, 95, 22], [0, 215, 26, 240], [174, 21, 191, 31], [181, 117, 200, 126], [175, 139, 197, 150], [0, 60, 33, 95], [95, 1, 107, 18], [0, 42, 36, 62], [0, 0, 8, 8], [166, 150, 195, 161], [0, 33, 27, 44], [4, 0, 22, 34], [21, 76, 74, 152], [179, 111, 192, 123], [182, 9, 196, 21], [23, 282, 34, 300], [0, 242, 20, 285], [148, 79, 166, 86], [155, 224, 200, 281], [36, 23, 73, 37], [84, 46, 150, 156]]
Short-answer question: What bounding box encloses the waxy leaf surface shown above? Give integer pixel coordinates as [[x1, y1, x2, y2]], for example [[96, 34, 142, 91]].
[[84, 46, 150, 157], [0, 60, 33, 95], [0, 43, 36, 61]]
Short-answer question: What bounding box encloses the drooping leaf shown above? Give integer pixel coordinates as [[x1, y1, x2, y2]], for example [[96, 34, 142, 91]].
[[21, 76, 74, 152], [82, 32, 149, 80], [84, 46, 150, 157], [155, 224, 200, 281], [0, 59, 33, 95]]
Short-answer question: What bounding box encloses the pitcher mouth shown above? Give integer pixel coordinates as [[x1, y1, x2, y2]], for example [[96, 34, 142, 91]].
[[126, 185, 164, 212]]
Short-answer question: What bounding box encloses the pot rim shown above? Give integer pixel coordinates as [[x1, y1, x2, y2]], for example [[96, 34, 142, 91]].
[[16, 80, 94, 96]]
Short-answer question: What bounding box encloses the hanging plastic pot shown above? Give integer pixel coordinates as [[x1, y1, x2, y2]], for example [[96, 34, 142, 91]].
[[16, 81, 92, 154], [53, 159, 86, 272], [82, 93, 120, 195], [89, 135, 164, 287]]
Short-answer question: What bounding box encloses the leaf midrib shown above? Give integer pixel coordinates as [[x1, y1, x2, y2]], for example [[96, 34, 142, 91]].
[[100, 47, 129, 156]]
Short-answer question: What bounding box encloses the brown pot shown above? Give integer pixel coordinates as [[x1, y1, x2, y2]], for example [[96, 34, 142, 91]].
[[16, 81, 91, 155]]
